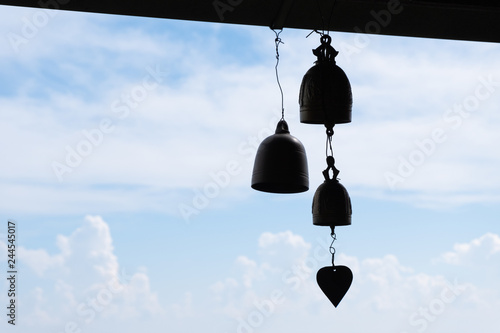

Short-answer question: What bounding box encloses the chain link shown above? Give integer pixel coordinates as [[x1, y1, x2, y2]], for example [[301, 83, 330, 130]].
[[329, 227, 336, 266]]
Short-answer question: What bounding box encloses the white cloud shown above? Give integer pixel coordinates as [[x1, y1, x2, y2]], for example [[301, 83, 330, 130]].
[[20, 247, 63, 276], [209, 231, 499, 333], [3, 222, 499, 332], [170, 291, 194, 318], [437, 232, 500, 266], [9, 215, 164, 331]]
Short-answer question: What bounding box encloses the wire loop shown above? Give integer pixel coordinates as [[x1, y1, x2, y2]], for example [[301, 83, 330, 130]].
[[272, 28, 285, 120]]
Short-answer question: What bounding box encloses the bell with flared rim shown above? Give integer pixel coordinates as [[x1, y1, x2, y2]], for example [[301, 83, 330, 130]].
[[299, 35, 352, 128], [312, 163, 352, 227], [251, 120, 309, 193]]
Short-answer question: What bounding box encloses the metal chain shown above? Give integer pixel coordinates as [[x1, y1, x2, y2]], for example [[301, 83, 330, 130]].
[[325, 127, 334, 158], [323, 127, 340, 180], [329, 226, 336, 266]]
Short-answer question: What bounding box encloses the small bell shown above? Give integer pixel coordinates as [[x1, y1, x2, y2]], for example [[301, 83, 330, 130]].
[[312, 179, 352, 227], [312, 156, 352, 227], [299, 35, 352, 128], [251, 119, 309, 193]]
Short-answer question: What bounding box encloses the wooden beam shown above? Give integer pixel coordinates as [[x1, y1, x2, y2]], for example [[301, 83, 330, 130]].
[[1, 0, 499, 42]]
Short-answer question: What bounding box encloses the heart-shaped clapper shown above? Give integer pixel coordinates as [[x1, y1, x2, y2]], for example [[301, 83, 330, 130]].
[[316, 265, 353, 307]]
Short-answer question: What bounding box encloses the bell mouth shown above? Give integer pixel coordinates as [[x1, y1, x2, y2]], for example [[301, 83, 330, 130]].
[[313, 213, 352, 227], [251, 181, 309, 194]]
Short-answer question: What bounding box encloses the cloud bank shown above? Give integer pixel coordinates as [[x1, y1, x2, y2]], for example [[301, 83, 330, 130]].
[[1, 217, 498, 332]]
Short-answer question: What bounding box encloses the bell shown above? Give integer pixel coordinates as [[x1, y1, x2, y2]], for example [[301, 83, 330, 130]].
[[299, 35, 352, 128], [312, 178, 352, 227], [251, 119, 309, 193]]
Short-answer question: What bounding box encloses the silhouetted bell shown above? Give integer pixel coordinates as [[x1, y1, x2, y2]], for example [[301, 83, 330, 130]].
[[299, 35, 352, 128], [312, 159, 352, 226], [251, 120, 309, 193]]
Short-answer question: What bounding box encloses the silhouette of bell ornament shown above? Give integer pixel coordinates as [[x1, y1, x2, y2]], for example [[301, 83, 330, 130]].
[[317, 265, 353, 307], [251, 119, 309, 193], [299, 35, 352, 128], [312, 177, 352, 227]]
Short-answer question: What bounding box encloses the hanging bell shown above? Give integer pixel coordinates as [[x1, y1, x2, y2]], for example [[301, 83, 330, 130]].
[[251, 119, 309, 193], [312, 179, 352, 226], [312, 157, 352, 226], [299, 35, 352, 128]]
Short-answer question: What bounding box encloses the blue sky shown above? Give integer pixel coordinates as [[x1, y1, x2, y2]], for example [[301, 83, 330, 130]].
[[1, 4, 500, 333]]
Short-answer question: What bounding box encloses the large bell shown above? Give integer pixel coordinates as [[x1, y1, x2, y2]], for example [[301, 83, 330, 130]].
[[312, 178, 352, 227], [299, 35, 352, 128], [251, 120, 309, 193]]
